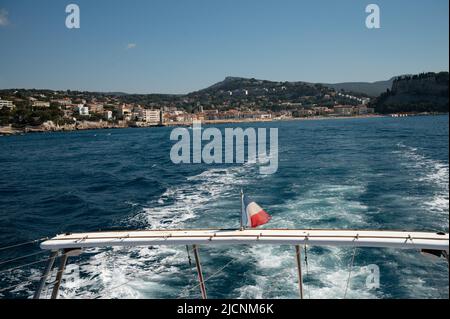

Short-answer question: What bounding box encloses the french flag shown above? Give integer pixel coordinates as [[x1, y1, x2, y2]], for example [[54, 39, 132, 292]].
[[242, 195, 272, 228]]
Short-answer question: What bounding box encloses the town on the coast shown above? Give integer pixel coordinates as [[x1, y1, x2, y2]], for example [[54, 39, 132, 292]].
[[1, 72, 448, 135]]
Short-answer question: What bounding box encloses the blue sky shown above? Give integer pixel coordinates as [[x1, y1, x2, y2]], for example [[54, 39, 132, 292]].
[[0, 0, 448, 94]]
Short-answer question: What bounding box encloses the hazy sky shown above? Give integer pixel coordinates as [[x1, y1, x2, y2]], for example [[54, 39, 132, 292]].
[[0, 0, 448, 94]]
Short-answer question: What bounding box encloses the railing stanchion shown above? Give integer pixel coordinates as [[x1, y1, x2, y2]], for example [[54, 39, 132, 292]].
[[51, 250, 69, 299], [295, 245, 304, 299], [33, 251, 58, 299], [192, 245, 207, 299]]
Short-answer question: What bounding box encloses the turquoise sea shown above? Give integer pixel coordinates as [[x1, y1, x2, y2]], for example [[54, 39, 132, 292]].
[[0, 115, 448, 299]]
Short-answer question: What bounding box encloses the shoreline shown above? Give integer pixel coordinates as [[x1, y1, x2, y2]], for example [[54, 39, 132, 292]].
[[0, 113, 446, 137], [164, 114, 387, 127]]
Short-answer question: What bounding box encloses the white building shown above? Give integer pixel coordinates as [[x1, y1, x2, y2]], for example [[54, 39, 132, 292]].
[[334, 106, 355, 116], [32, 101, 50, 108], [51, 98, 72, 106], [117, 104, 132, 120], [78, 104, 90, 116], [139, 109, 161, 123], [361, 98, 371, 105], [104, 110, 113, 120], [0, 98, 15, 109], [356, 105, 368, 115]]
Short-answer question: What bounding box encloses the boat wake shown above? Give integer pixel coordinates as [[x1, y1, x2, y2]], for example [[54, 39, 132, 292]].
[[39, 163, 382, 299], [394, 143, 449, 229], [8, 144, 448, 299]]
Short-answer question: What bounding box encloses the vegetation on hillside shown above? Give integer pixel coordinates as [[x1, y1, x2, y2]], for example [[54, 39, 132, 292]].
[[372, 72, 449, 114], [0, 105, 69, 128], [1, 72, 448, 127]]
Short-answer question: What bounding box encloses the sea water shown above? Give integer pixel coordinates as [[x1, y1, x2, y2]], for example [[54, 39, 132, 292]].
[[0, 115, 448, 299]]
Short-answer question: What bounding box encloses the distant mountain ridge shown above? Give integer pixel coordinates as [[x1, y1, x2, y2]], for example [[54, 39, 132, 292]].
[[322, 78, 397, 97], [2, 72, 448, 115], [0, 76, 408, 98], [190, 76, 319, 95], [194, 76, 398, 97]]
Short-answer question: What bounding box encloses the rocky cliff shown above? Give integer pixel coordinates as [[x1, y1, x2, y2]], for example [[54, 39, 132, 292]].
[[373, 72, 449, 114]]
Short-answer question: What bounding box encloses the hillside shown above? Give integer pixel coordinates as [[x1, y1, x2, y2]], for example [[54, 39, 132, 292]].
[[323, 78, 396, 97], [372, 72, 449, 114], [185, 76, 368, 110], [2, 73, 448, 115], [189, 76, 327, 97]]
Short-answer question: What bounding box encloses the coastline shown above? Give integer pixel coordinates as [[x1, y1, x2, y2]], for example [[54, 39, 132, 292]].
[[164, 114, 387, 127], [1, 113, 446, 137]]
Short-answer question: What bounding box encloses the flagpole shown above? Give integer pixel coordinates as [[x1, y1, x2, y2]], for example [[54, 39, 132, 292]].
[[240, 189, 244, 231]]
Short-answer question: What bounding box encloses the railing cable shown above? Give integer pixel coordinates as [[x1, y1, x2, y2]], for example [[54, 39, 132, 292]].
[[178, 258, 236, 299], [0, 238, 48, 252], [0, 250, 48, 266], [304, 243, 311, 299], [343, 235, 358, 299], [0, 262, 65, 294], [0, 254, 62, 276]]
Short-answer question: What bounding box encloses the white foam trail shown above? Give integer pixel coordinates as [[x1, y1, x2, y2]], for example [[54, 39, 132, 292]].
[[233, 183, 376, 299], [52, 164, 252, 299], [235, 245, 379, 299], [21, 142, 447, 299], [270, 184, 369, 228], [395, 143, 449, 223], [30, 164, 381, 299]]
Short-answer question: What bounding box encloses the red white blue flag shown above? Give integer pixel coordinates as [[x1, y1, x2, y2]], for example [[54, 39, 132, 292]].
[[242, 195, 271, 228]]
